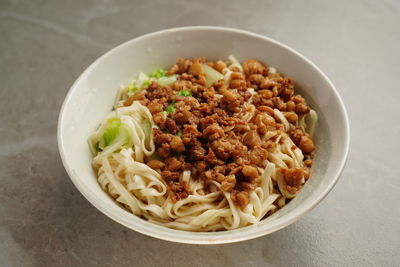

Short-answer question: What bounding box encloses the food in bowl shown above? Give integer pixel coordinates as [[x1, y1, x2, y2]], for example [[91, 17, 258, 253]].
[[88, 56, 317, 231]]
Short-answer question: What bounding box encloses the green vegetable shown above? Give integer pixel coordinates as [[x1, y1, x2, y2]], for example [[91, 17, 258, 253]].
[[201, 64, 224, 87], [128, 82, 146, 93], [95, 117, 134, 153], [177, 130, 182, 137], [142, 80, 152, 88], [128, 83, 139, 92], [127, 72, 152, 93], [177, 90, 192, 97], [157, 75, 178, 86], [165, 103, 176, 114], [152, 69, 167, 79], [103, 119, 121, 146]]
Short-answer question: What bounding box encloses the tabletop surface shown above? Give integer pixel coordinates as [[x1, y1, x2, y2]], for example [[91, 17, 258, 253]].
[[1, 0, 399, 266]]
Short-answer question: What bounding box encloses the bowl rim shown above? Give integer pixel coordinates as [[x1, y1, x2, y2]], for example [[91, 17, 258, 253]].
[[57, 26, 350, 244]]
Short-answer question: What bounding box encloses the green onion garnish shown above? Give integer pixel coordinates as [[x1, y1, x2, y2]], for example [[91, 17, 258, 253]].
[[177, 90, 192, 97]]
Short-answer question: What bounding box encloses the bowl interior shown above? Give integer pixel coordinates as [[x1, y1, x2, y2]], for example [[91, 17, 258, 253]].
[[58, 27, 349, 244]]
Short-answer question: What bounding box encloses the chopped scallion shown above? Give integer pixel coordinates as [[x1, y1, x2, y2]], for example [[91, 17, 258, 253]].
[[177, 90, 192, 97], [165, 103, 176, 114], [152, 69, 167, 79]]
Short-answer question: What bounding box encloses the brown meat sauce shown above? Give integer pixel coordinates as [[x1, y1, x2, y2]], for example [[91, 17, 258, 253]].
[[139, 58, 315, 207]]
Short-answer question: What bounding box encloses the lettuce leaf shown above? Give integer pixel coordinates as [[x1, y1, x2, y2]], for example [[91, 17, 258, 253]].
[[201, 64, 224, 87], [103, 119, 121, 146], [177, 90, 192, 97]]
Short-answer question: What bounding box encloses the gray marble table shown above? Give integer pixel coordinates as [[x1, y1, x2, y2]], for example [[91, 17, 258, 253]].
[[1, 0, 399, 266]]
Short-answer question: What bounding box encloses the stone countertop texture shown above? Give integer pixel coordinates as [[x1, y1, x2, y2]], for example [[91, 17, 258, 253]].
[[1, 0, 399, 266]]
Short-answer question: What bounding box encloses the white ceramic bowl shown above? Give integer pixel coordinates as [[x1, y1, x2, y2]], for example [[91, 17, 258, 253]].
[[58, 26, 350, 244]]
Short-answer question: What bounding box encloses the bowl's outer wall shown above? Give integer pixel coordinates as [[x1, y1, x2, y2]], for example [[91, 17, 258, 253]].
[[58, 27, 349, 244]]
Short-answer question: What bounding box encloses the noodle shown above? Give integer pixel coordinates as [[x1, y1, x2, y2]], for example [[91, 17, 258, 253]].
[[88, 56, 317, 231]]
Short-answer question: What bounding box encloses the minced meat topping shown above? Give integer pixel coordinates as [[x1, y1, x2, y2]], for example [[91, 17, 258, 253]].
[[125, 57, 315, 207]]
